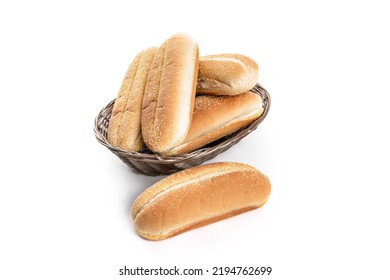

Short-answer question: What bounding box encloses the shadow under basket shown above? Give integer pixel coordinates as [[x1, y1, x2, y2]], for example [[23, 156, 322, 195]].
[[94, 83, 271, 176]]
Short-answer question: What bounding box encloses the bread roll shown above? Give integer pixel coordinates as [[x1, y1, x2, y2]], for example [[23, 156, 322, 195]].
[[142, 33, 199, 154], [197, 54, 258, 96], [107, 47, 157, 151], [132, 162, 271, 240], [163, 91, 263, 155], [131, 162, 271, 240]]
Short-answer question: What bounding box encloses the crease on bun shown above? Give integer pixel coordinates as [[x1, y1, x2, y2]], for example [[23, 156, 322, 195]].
[[142, 33, 199, 154]]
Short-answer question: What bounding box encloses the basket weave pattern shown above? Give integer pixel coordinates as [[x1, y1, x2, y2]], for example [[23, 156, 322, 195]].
[[94, 84, 270, 176]]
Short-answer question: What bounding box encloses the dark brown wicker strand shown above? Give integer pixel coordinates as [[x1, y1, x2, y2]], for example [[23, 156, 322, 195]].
[[94, 83, 271, 176]]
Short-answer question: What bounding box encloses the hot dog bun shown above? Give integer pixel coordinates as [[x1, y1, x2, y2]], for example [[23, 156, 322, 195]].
[[197, 54, 258, 96], [107, 47, 157, 151], [142, 33, 199, 154], [131, 162, 271, 240], [163, 91, 263, 155]]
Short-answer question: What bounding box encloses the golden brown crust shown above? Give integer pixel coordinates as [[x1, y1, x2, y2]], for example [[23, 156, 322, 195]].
[[107, 47, 157, 151], [141, 33, 199, 154], [131, 163, 228, 219], [197, 53, 258, 96], [131, 162, 271, 240], [137, 204, 264, 241], [163, 92, 263, 156]]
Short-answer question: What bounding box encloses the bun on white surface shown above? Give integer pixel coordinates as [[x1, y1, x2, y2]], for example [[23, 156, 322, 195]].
[[131, 162, 271, 240]]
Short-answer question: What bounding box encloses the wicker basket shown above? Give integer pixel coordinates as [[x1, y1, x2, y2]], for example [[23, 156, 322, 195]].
[[94, 83, 270, 176]]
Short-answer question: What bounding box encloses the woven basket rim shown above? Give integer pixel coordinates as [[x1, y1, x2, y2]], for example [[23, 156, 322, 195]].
[[94, 83, 270, 165]]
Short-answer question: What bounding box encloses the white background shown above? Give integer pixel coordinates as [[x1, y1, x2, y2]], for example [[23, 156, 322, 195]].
[[1, 0, 389, 279]]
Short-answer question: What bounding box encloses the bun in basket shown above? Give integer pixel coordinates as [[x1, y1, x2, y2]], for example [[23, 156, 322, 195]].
[[197, 53, 258, 96], [164, 91, 264, 155], [142, 33, 199, 154], [107, 47, 157, 151]]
